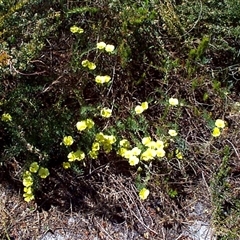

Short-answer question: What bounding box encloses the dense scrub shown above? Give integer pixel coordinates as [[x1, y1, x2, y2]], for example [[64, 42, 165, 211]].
[[1, 0, 240, 239]]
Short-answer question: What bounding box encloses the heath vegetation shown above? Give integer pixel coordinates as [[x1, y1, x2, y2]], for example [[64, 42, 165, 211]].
[[0, 0, 240, 239]]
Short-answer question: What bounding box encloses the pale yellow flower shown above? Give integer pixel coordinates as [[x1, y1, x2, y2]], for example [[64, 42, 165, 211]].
[[175, 149, 183, 159], [92, 142, 100, 151], [129, 156, 139, 166], [135, 105, 144, 114], [86, 119, 95, 129], [169, 97, 179, 106], [215, 119, 225, 129], [1, 113, 12, 122], [141, 102, 148, 110], [63, 162, 71, 169], [142, 137, 152, 146], [119, 139, 130, 148], [131, 147, 141, 156], [74, 150, 85, 161], [63, 136, 74, 146], [155, 140, 164, 149], [29, 162, 39, 173], [212, 127, 221, 137], [38, 167, 50, 179], [168, 129, 177, 137], [141, 148, 156, 161], [81, 59, 89, 67], [87, 62, 96, 70], [23, 193, 34, 202], [139, 188, 150, 200], [105, 44, 115, 52], [156, 148, 166, 158], [97, 42, 106, 49], [70, 25, 84, 33], [117, 147, 128, 157], [76, 121, 87, 131], [100, 107, 112, 118], [95, 75, 111, 84]]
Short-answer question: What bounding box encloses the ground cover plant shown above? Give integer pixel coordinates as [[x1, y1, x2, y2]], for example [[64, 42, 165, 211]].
[[0, 0, 240, 239]]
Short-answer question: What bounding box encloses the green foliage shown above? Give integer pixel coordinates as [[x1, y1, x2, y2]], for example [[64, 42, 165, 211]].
[[211, 146, 240, 239]]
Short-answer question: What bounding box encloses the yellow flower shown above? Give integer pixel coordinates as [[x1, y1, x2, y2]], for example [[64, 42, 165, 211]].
[[87, 62, 96, 70], [168, 129, 177, 137], [135, 105, 144, 114], [86, 119, 95, 129], [141, 148, 156, 161], [24, 187, 33, 194], [63, 136, 74, 146], [92, 142, 100, 151], [63, 162, 71, 169], [95, 75, 111, 84], [97, 42, 106, 49], [100, 107, 112, 118], [74, 150, 85, 161], [129, 156, 139, 166], [105, 44, 115, 52], [29, 162, 39, 173], [156, 148, 166, 158], [76, 120, 87, 131], [117, 147, 128, 157], [123, 150, 132, 159], [155, 140, 164, 149], [142, 137, 152, 146], [131, 147, 141, 156], [95, 132, 105, 142], [38, 167, 50, 178], [119, 139, 130, 148], [103, 143, 112, 153], [81, 59, 89, 67], [139, 188, 150, 200], [23, 171, 32, 178], [70, 25, 84, 33], [23, 176, 33, 187], [212, 127, 221, 137], [23, 193, 34, 202], [215, 119, 225, 129], [89, 150, 98, 159], [141, 102, 148, 110], [1, 113, 12, 122], [169, 97, 179, 106], [104, 135, 116, 144], [145, 141, 157, 149], [68, 152, 76, 162], [175, 149, 183, 159]]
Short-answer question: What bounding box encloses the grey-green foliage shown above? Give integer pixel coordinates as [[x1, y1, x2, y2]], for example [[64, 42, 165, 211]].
[[176, 0, 240, 37]]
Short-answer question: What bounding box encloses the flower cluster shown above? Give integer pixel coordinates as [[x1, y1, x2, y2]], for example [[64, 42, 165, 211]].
[[212, 119, 226, 137], [96, 42, 115, 53], [89, 132, 117, 159], [76, 118, 94, 131], [118, 136, 167, 165], [81, 60, 96, 70], [134, 102, 148, 114], [141, 137, 166, 161], [70, 25, 84, 34], [1, 113, 12, 122], [22, 162, 50, 202]]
